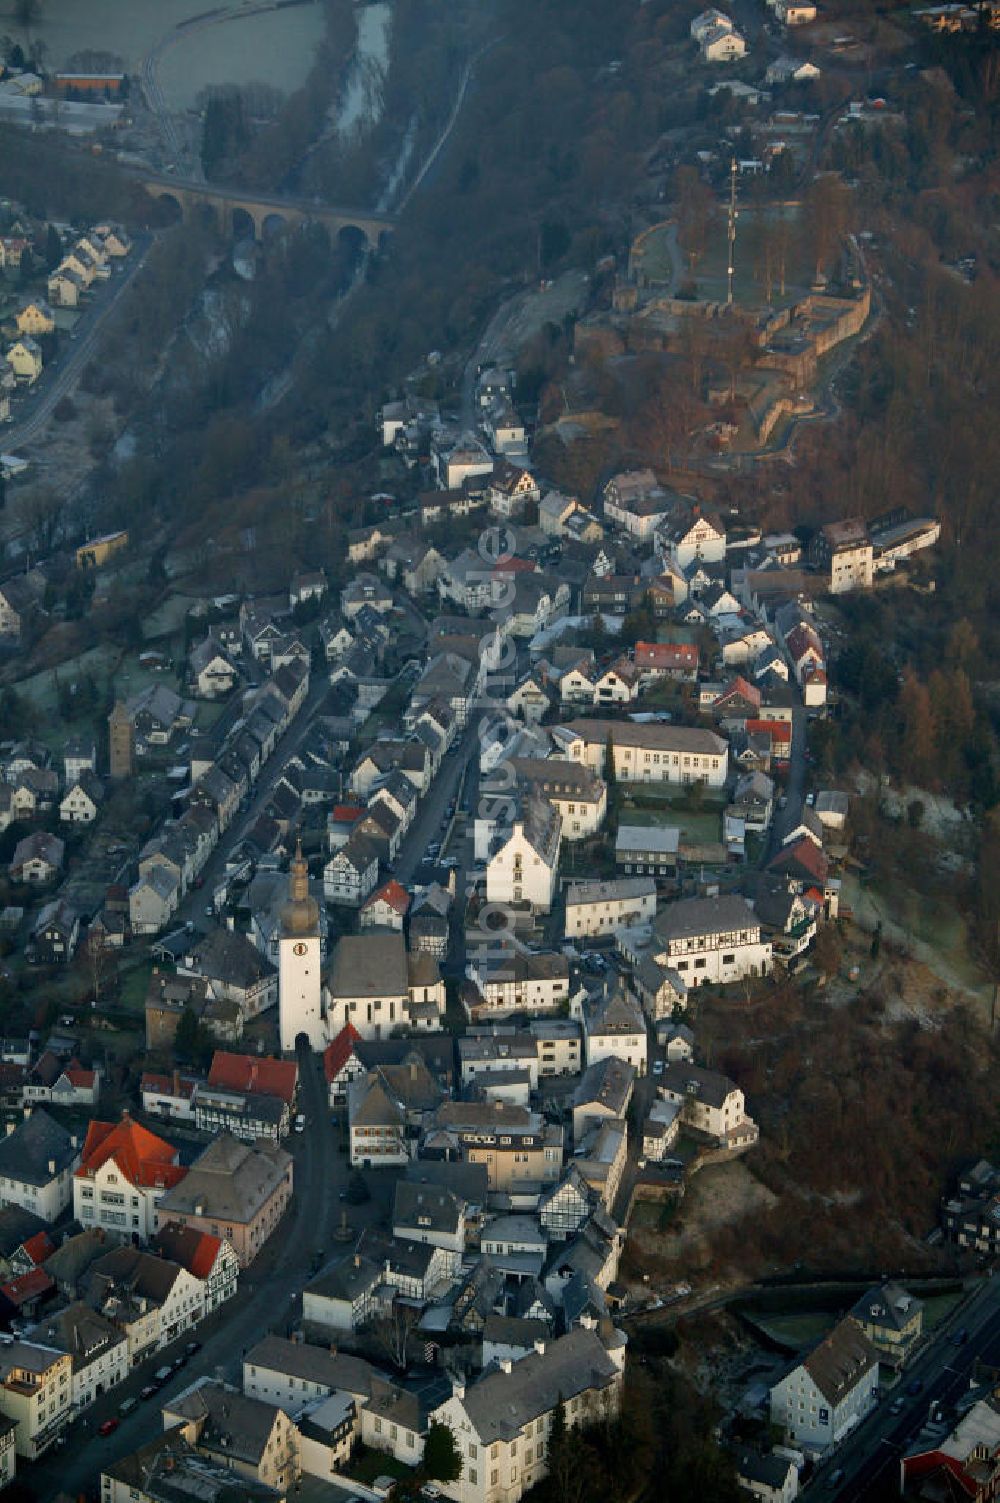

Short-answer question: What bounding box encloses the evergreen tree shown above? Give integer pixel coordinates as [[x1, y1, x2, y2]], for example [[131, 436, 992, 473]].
[[423, 1422, 463, 1483]]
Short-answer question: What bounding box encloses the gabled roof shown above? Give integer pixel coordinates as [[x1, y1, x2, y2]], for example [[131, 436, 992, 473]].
[[323, 1023, 363, 1085], [360, 877, 412, 919], [207, 1051, 297, 1105], [153, 1221, 225, 1280], [0, 1108, 77, 1187], [76, 1115, 184, 1191]]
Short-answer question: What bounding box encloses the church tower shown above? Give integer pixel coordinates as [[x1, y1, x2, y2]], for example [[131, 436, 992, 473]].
[[278, 842, 324, 1052]]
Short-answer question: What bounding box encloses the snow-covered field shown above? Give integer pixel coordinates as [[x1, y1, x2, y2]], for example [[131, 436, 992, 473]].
[[1, 0, 325, 110]]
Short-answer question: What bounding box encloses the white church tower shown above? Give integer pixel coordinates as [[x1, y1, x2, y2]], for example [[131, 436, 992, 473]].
[[278, 842, 325, 1052]]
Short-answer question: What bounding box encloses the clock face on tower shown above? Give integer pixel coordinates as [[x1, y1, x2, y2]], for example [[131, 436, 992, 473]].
[[292, 942, 308, 956]]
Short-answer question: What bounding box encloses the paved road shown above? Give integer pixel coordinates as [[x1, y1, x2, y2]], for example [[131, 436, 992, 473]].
[[809, 1272, 1000, 1502], [2, 240, 153, 455], [26, 1041, 376, 1498], [175, 668, 332, 930]]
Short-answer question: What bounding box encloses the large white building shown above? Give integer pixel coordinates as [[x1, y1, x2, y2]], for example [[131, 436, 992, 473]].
[[565, 878, 657, 939], [770, 1319, 880, 1456], [0, 1110, 80, 1222], [652, 895, 772, 986], [554, 720, 728, 789], [485, 796, 562, 913], [73, 1116, 186, 1243], [429, 1325, 626, 1503], [581, 989, 648, 1075], [279, 844, 326, 1052]]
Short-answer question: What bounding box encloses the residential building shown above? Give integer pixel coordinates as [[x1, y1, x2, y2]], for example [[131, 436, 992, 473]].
[[101, 1430, 282, 1503], [574, 1118, 628, 1210], [163, 1378, 299, 1493], [658, 1061, 758, 1149], [652, 895, 772, 986], [506, 757, 608, 842], [154, 1134, 293, 1267], [464, 945, 570, 1019], [393, 1180, 467, 1257], [243, 1334, 378, 1416], [9, 831, 64, 884], [572, 1056, 636, 1141], [565, 878, 657, 939], [485, 795, 562, 912], [734, 1450, 800, 1503], [530, 1019, 583, 1077], [30, 898, 81, 965], [615, 824, 679, 879], [429, 1325, 626, 1503], [581, 989, 648, 1075], [0, 1340, 72, 1458], [849, 1283, 923, 1364], [809, 518, 874, 593], [323, 830, 381, 908], [769, 1318, 880, 1456], [429, 1101, 563, 1191], [27, 1303, 127, 1414], [901, 1395, 1000, 1501], [74, 1116, 185, 1242], [603, 470, 672, 541], [633, 641, 699, 681], [555, 719, 728, 788], [0, 1110, 80, 1221], [942, 1159, 1000, 1255], [153, 1222, 239, 1315], [6, 338, 42, 385], [59, 771, 104, 823]]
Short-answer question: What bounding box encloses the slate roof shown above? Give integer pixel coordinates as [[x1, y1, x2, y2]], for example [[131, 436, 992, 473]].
[[156, 1135, 291, 1224], [455, 1326, 620, 1442], [244, 1334, 380, 1398], [0, 1109, 77, 1186], [655, 894, 759, 943], [659, 1061, 740, 1110], [800, 1317, 879, 1405], [327, 932, 409, 998], [185, 929, 276, 990]]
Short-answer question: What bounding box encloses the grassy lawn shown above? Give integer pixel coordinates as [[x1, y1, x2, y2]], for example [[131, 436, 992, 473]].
[[117, 957, 156, 1015], [922, 1292, 965, 1330], [346, 1449, 417, 1485], [751, 1312, 838, 1351], [619, 800, 721, 846], [692, 203, 813, 310]]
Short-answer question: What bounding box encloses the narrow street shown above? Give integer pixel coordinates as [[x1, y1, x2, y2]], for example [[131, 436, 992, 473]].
[[27, 1042, 373, 1499]]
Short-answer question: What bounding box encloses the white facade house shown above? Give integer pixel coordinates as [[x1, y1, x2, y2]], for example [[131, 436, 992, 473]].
[[429, 1326, 626, 1503], [652, 895, 772, 986], [658, 1061, 756, 1147], [565, 878, 657, 939], [0, 1110, 80, 1222], [555, 720, 728, 789], [74, 1117, 185, 1243], [485, 797, 561, 913], [701, 22, 747, 60], [581, 990, 648, 1076], [770, 1319, 880, 1457]]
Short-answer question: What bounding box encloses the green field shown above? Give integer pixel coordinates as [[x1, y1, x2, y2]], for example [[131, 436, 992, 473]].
[[691, 204, 812, 310]]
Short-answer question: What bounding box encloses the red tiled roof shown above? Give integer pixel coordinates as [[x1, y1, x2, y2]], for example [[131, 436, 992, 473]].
[[2, 1268, 53, 1306], [769, 837, 828, 884], [362, 879, 410, 917], [323, 1023, 362, 1085], [63, 1064, 96, 1089], [20, 1232, 55, 1267], [634, 641, 699, 669], [141, 1072, 199, 1100], [155, 1221, 223, 1280], [718, 675, 761, 707], [492, 556, 536, 575], [77, 1115, 185, 1190], [746, 719, 791, 743], [207, 1051, 298, 1106], [331, 804, 364, 824]]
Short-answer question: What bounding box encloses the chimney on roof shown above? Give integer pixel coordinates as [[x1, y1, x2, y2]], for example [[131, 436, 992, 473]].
[[121, 1107, 130, 1120], [533, 1339, 546, 1356], [499, 1358, 512, 1374], [47, 1159, 55, 1176]]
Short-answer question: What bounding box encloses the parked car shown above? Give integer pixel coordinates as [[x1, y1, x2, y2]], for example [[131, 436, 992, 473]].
[[98, 1418, 119, 1437], [653, 1060, 664, 1075], [118, 1397, 138, 1417], [139, 1385, 157, 1401], [906, 1379, 923, 1396], [184, 1341, 202, 1357]]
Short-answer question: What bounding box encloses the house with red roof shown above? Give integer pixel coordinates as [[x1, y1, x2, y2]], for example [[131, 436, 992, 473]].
[[0, 1266, 55, 1323], [359, 879, 411, 933], [73, 1114, 185, 1242], [12, 1231, 55, 1274], [207, 1052, 298, 1107], [141, 1069, 201, 1123], [323, 1023, 365, 1108], [154, 1221, 239, 1314], [633, 641, 699, 682], [712, 676, 762, 719], [23, 1051, 100, 1108], [768, 836, 829, 890]]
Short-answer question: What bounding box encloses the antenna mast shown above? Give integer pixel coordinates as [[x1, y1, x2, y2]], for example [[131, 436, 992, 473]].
[[727, 157, 738, 307]]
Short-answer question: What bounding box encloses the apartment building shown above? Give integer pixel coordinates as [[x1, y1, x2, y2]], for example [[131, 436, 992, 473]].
[[565, 878, 657, 939], [554, 720, 728, 788], [652, 895, 772, 986]]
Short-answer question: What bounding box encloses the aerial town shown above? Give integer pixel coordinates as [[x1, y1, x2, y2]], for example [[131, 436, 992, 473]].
[[0, 1, 998, 1502]]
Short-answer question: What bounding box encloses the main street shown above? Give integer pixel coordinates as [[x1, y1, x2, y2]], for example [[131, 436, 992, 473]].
[[808, 1271, 1000, 1501], [25, 1039, 381, 1500]]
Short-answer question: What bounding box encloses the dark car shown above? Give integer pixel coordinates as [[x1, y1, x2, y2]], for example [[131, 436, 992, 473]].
[[185, 1341, 202, 1357], [906, 1379, 923, 1396], [139, 1384, 158, 1401]]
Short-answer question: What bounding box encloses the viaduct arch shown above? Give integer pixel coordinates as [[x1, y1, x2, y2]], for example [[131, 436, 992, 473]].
[[141, 176, 395, 250]]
